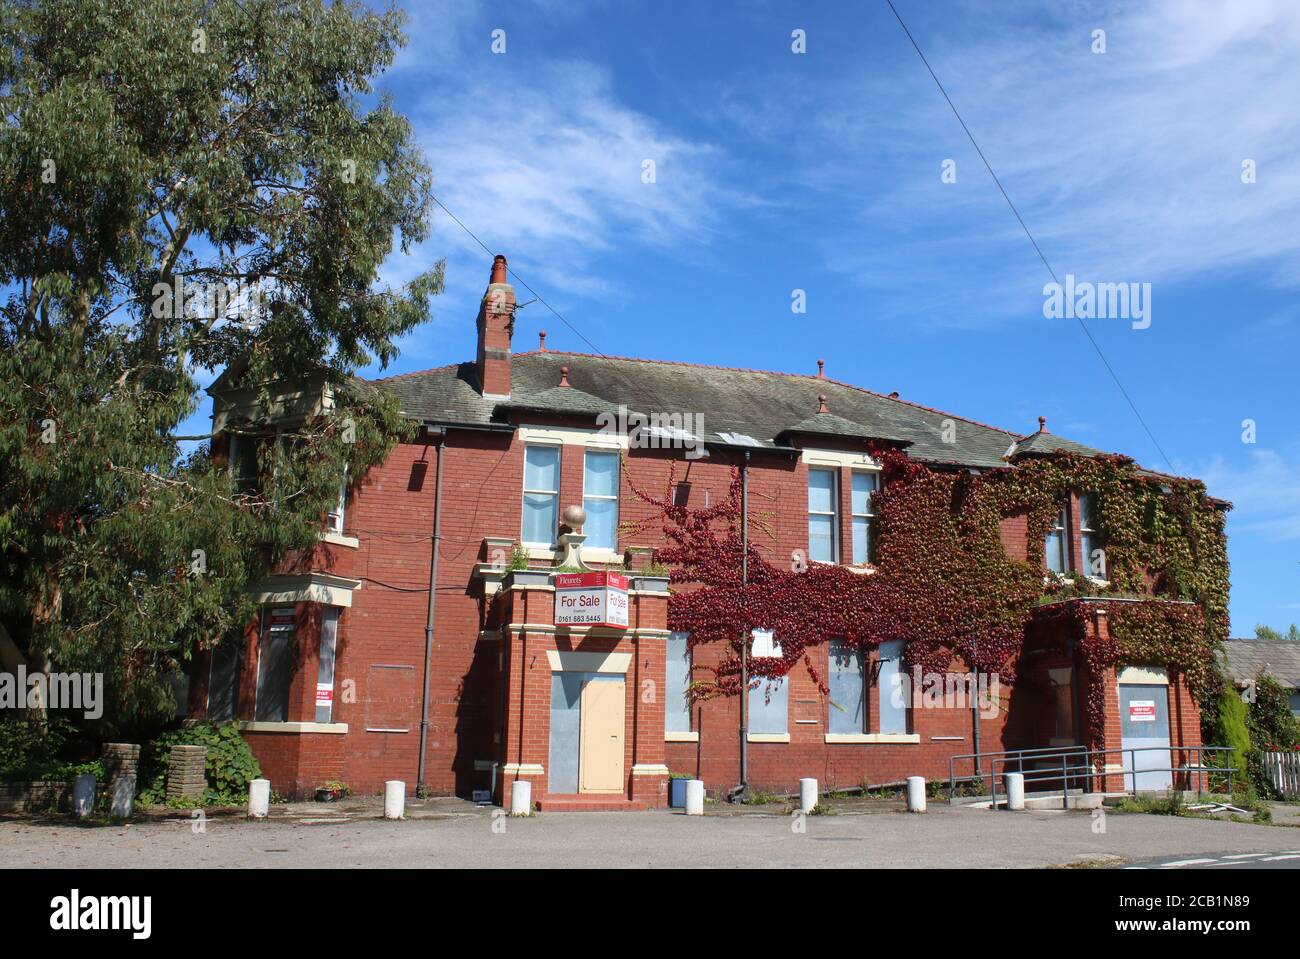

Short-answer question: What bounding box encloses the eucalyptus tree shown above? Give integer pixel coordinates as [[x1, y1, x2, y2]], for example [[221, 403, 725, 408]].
[[0, 0, 440, 733]]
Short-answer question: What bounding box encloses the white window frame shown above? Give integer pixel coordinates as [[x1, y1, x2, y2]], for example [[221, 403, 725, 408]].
[[850, 470, 879, 565], [521, 443, 561, 548], [326, 464, 349, 535], [1079, 493, 1101, 578], [1045, 506, 1068, 574], [665, 631, 693, 737], [582, 449, 620, 552], [807, 467, 839, 564]]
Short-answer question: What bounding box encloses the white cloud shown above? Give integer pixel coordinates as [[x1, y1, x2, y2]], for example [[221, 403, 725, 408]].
[[1199, 447, 1300, 540], [729, 0, 1300, 323]]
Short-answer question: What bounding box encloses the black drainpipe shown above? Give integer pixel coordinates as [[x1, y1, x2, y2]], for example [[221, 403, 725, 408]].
[[416, 426, 447, 796]]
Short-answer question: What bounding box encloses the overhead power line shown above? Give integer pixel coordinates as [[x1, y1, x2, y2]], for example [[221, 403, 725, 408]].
[[883, 0, 1175, 472]]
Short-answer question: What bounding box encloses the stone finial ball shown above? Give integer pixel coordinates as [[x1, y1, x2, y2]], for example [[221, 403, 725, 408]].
[[562, 504, 586, 529]]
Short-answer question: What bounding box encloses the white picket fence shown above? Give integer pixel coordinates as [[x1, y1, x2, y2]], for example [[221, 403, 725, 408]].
[[1263, 751, 1300, 799]]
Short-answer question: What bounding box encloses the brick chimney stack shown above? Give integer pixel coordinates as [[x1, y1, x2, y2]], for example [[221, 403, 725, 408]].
[[476, 254, 516, 398]]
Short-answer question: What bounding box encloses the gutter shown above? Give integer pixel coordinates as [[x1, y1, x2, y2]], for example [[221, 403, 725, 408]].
[[416, 424, 447, 796]]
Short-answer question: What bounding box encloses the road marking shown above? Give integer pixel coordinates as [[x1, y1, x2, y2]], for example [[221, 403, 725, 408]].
[[1159, 858, 1216, 867], [1206, 860, 1249, 866], [1222, 852, 1267, 859], [1260, 854, 1300, 862]]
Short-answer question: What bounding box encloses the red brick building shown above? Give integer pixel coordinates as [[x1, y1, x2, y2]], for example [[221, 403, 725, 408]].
[[188, 255, 1217, 808]]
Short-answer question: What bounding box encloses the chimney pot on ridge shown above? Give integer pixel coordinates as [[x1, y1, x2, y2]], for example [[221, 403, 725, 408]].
[[475, 253, 516, 399], [817, 359, 825, 379], [817, 393, 829, 414], [1038, 416, 1048, 433], [559, 366, 571, 388]]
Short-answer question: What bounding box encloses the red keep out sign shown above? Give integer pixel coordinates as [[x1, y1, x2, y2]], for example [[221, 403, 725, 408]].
[[1128, 700, 1157, 722], [554, 571, 629, 628]]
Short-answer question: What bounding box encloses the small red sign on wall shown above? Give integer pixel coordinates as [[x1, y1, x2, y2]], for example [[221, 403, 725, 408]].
[[555, 571, 630, 628], [1128, 700, 1156, 722]]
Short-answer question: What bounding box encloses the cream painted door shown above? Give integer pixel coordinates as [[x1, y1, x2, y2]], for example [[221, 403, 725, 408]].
[[579, 677, 625, 793]]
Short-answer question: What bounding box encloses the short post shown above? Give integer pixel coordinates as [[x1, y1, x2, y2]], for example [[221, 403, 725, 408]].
[[72, 774, 96, 819], [248, 778, 271, 819], [510, 780, 532, 816], [799, 777, 818, 815], [384, 780, 405, 820], [109, 775, 135, 820], [685, 779, 705, 816], [906, 776, 926, 813], [1005, 772, 1025, 811]]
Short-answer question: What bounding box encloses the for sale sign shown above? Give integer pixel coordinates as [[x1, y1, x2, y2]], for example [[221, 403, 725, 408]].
[[555, 571, 629, 628], [1128, 700, 1157, 722]]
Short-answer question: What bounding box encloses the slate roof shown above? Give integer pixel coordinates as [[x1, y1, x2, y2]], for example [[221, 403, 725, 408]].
[[1221, 639, 1300, 689], [777, 410, 913, 445], [371, 350, 1158, 472], [1009, 431, 1108, 459]]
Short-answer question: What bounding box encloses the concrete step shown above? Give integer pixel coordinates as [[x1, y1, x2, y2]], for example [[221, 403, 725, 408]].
[[534, 796, 652, 813]]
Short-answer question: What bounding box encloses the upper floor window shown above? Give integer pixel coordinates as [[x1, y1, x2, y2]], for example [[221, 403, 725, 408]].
[[1044, 506, 1068, 574], [522, 444, 560, 547], [583, 449, 620, 551], [1079, 493, 1102, 577], [326, 464, 349, 535], [807, 467, 838, 563], [850, 472, 879, 565], [229, 433, 260, 493]]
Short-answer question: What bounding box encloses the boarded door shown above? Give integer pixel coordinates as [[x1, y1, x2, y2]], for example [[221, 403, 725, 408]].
[[579, 677, 625, 793], [1119, 684, 1172, 791]]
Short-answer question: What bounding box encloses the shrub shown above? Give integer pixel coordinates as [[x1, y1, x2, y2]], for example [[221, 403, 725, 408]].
[[1246, 672, 1300, 797], [0, 716, 102, 783], [137, 722, 261, 806], [1209, 689, 1251, 789]]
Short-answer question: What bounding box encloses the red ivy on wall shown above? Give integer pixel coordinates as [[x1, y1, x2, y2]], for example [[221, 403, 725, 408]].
[[622, 447, 1227, 741]]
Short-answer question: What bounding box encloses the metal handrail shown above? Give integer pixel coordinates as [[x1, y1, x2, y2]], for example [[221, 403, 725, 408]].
[[948, 745, 1090, 799], [986, 745, 1236, 810]]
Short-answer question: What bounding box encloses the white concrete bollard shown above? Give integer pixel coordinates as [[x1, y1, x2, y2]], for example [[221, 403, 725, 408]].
[[72, 774, 96, 818], [109, 775, 135, 819], [248, 778, 271, 818], [799, 777, 818, 814], [684, 779, 705, 816], [384, 780, 405, 820], [1005, 772, 1025, 810], [510, 780, 532, 816], [906, 776, 926, 813]]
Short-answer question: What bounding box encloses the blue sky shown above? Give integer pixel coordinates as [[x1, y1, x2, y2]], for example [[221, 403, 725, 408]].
[[183, 0, 1300, 634]]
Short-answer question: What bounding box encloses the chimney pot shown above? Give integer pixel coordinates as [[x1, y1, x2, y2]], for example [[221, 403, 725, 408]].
[[539, 330, 547, 352], [817, 393, 829, 414], [1038, 415, 1047, 433], [475, 254, 515, 398], [817, 359, 825, 379], [559, 366, 571, 388]]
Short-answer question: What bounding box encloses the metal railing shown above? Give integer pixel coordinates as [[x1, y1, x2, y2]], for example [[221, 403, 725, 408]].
[[985, 745, 1236, 810], [948, 745, 1089, 799]]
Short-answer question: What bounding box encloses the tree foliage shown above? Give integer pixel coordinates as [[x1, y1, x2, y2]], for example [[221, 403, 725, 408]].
[[0, 0, 438, 734]]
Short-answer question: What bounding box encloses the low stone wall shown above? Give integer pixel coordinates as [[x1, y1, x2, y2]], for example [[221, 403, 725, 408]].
[[0, 780, 72, 814]]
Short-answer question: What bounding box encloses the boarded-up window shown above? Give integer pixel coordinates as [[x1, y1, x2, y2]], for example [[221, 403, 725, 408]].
[[255, 607, 296, 722], [314, 609, 340, 724], [665, 632, 691, 733], [365, 664, 417, 732], [208, 637, 243, 723], [828, 638, 865, 734]]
